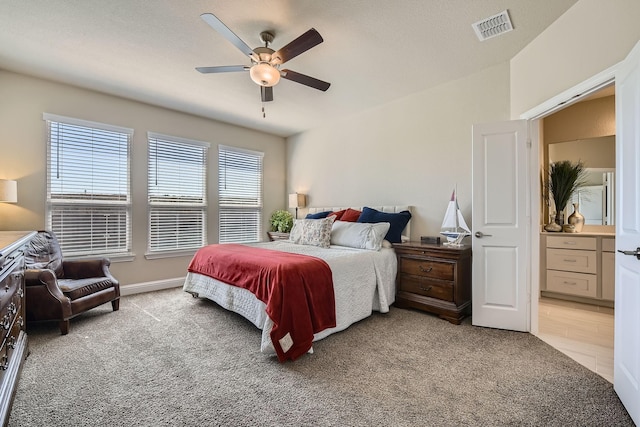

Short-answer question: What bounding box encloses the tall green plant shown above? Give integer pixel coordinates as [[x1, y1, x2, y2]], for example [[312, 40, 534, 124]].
[[548, 160, 587, 224]]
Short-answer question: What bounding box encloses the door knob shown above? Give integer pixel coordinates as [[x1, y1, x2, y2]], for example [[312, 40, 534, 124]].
[[475, 231, 492, 238], [618, 248, 640, 260]]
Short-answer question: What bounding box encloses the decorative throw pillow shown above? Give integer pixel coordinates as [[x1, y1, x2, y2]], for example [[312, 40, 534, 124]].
[[357, 207, 412, 243], [339, 208, 362, 222], [328, 209, 346, 220], [289, 216, 336, 248], [305, 210, 332, 219], [331, 221, 391, 251]]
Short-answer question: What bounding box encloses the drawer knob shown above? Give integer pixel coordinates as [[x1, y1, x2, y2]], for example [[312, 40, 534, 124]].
[[0, 355, 7, 371], [2, 315, 11, 330], [7, 336, 16, 349], [420, 286, 433, 292], [419, 266, 433, 273]]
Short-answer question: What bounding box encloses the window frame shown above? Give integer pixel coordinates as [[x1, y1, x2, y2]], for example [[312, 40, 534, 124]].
[[43, 113, 133, 259], [146, 132, 209, 258], [218, 144, 264, 243]]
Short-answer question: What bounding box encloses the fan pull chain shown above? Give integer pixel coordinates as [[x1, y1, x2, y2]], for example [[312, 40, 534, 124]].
[[262, 104, 266, 118]]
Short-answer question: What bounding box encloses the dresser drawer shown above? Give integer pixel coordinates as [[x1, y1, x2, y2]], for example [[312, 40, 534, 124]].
[[546, 270, 597, 298], [546, 248, 597, 274], [546, 235, 596, 250], [400, 258, 454, 281], [398, 275, 454, 301]]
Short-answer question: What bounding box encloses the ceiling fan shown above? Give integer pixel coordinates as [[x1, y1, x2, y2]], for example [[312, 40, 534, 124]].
[[196, 13, 331, 103]]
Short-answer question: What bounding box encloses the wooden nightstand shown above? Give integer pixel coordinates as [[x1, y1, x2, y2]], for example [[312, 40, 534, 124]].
[[393, 242, 472, 324], [267, 231, 290, 241]]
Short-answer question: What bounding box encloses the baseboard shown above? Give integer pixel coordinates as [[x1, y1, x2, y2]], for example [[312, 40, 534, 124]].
[[120, 277, 185, 296]]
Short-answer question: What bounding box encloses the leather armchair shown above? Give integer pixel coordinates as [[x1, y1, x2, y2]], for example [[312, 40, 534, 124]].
[[24, 231, 120, 335]]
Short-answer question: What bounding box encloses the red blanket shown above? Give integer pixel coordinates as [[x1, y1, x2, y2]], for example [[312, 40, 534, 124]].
[[188, 244, 336, 361]]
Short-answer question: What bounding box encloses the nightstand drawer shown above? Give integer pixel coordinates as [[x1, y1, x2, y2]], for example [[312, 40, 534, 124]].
[[399, 276, 453, 302], [400, 258, 453, 281]]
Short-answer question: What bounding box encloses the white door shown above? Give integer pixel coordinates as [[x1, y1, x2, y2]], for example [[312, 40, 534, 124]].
[[472, 120, 530, 331], [614, 39, 640, 425]]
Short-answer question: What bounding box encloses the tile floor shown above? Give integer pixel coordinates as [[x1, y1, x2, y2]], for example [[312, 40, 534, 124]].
[[537, 297, 614, 383]]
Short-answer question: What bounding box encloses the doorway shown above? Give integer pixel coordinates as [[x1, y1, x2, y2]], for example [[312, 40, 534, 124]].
[[535, 84, 616, 383]]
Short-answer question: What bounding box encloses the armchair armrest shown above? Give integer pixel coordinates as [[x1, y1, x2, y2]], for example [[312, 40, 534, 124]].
[[62, 258, 118, 284], [24, 268, 69, 304], [24, 268, 72, 321]]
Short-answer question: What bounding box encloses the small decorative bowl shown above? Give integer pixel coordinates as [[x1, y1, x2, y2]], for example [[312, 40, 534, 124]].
[[563, 224, 576, 233]]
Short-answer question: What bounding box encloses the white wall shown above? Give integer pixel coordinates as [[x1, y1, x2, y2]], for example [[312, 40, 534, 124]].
[[287, 63, 510, 239], [0, 71, 286, 287], [511, 0, 640, 118]]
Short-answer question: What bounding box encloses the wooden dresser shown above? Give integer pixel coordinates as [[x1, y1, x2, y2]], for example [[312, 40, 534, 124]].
[[0, 231, 35, 426], [393, 242, 472, 324]]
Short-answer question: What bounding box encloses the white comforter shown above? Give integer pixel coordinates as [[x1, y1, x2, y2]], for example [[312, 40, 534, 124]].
[[183, 241, 397, 355]]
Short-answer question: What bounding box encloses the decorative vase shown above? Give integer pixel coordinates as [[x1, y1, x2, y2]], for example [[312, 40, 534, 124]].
[[567, 203, 585, 232], [544, 222, 562, 232]]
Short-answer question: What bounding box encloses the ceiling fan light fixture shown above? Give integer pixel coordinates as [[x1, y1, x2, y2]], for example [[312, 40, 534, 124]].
[[250, 62, 280, 87]]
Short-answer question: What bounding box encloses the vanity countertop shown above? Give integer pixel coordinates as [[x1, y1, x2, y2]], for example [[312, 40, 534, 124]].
[[540, 230, 615, 237]]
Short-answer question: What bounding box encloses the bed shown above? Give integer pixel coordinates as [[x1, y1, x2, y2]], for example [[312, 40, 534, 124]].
[[183, 205, 411, 361]]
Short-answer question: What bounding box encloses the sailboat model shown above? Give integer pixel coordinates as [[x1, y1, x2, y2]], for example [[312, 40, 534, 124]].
[[440, 188, 471, 246]]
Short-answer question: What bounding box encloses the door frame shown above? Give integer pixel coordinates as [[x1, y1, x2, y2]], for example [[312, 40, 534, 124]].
[[519, 62, 620, 335]]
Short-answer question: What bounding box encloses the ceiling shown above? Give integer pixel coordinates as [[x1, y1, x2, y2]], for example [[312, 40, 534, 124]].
[[0, 0, 578, 137]]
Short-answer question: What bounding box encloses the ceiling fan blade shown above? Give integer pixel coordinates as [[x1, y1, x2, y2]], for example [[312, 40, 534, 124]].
[[271, 28, 323, 65], [261, 86, 274, 102], [200, 13, 258, 61], [280, 69, 330, 91], [196, 65, 249, 74]]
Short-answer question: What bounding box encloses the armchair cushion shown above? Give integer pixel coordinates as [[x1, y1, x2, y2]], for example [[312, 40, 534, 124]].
[[58, 277, 116, 301], [24, 230, 64, 278]]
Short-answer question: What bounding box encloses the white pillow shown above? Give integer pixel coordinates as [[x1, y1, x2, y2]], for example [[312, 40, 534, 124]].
[[289, 216, 336, 248], [330, 221, 391, 251]]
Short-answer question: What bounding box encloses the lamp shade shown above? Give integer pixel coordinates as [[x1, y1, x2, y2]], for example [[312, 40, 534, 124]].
[[288, 193, 306, 209], [0, 180, 17, 203], [250, 63, 281, 87]]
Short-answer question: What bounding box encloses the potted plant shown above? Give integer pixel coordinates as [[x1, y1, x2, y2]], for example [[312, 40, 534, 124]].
[[269, 210, 294, 233], [547, 160, 587, 226]]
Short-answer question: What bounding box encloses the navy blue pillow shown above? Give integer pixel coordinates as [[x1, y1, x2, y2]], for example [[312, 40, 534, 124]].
[[357, 207, 411, 243], [305, 210, 332, 219]]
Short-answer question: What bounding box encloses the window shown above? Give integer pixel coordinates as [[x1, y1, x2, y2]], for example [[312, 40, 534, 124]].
[[147, 133, 209, 255], [44, 113, 132, 257], [218, 145, 264, 243]]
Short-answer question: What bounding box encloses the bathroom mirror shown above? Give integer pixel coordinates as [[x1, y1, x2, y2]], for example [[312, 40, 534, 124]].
[[548, 136, 616, 226], [569, 168, 615, 225]]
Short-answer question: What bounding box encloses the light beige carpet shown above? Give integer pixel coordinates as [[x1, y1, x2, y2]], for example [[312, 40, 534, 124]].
[[9, 287, 633, 426]]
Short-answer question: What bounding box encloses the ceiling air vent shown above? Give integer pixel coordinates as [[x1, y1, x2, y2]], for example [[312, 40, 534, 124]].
[[472, 10, 513, 41]]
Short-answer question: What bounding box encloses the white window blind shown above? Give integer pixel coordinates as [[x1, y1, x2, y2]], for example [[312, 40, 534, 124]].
[[44, 113, 132, 257], [218, 145, 264, 243], [148, 133, 209, 254]]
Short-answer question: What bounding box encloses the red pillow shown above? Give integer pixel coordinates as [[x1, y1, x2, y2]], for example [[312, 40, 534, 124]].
[[340, 208, 362, 222], [328, 209, 346, 220]]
